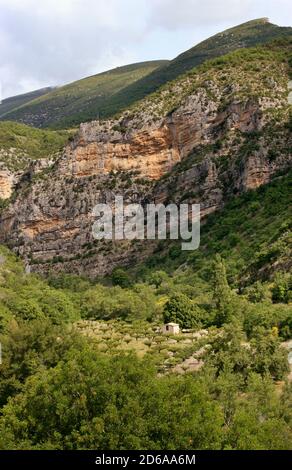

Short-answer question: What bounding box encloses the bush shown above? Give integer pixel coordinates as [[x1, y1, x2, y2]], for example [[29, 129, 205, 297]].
[[7, 297, 44, 321], [205, 321, 289, 382], [111, 268, 132, 288], [146, 270, 169, 288], [272, 272, 292, 303], [80, 285, 156, 321], [163, 292, 202, 329]]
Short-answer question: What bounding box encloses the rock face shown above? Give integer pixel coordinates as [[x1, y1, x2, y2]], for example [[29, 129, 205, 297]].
[[60, 89, 219, 181], [0, 157, 56, 201], [63, 124, 180, 180], [0, 169, 14, 199], [240, 155, 271, 190], [59, 90, 265, 182], [0, 56, 291, 276]]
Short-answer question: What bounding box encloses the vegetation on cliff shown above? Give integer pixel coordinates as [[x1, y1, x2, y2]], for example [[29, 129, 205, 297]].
[[95, 18, 292, 121], [120, 38, 292, 126], [0, 121, 72, 171]]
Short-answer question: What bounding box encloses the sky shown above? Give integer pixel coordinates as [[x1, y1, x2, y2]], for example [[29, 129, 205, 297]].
[[0, 0, 291, 99]]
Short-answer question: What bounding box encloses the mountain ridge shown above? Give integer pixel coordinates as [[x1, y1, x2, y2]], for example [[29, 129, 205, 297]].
[[0, 61, 168, 129], [0, 87, 55, 117], [1, 19, 292, 129]]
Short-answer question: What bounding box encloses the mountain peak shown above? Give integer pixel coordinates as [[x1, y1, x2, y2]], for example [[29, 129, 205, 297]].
[[240, 17, 270, 25]]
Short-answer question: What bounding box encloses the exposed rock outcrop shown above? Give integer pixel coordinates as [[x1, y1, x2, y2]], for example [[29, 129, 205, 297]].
[[0, 169, 15, 199], [0, 51, 291, 276]]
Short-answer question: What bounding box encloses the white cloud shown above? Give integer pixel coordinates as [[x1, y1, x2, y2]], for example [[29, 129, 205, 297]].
[[148, 0, 254, 30], [0, 0, 149, 97]]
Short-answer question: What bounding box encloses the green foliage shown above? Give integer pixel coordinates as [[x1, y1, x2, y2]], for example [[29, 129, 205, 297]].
[[243, 302, 292, 339], [48, 273, 93, 292], [111, 268, 132, 288], [225, 375, 292, 450], [0, 303, 13, 332], [0, 121, 71, 171], [163, 292, 202, 329], [0, 332, 291, 450], [141, 171, 292, 290], [146, 270, 169, 288], [6, 297, 44, 321], [189, 171, 292, 285], [245, 281, 271, 303], [0, 61, 167, 128], [0, 87, 54, 118], [80, 284, 157, 322], [272, 272, 292, 303], [211, 255, 234, 326], [0, 248, 79, 325], [0, 347, 224, 450], [0, 241, 291, 450], [205, 321, 288, 382], [0, 320, 87, 409], [249, 327, 289, 380]]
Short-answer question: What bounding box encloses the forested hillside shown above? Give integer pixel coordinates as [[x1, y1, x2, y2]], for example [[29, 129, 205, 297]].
[[0, 168, 291, 449]]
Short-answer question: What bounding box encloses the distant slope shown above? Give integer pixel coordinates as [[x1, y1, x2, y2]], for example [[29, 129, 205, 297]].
[[0, 87, 55, 118], [0, 61, 168, 129], [159, 18, 292, 81], [92, 18, 292, 120], [1, 19, 291, 129]]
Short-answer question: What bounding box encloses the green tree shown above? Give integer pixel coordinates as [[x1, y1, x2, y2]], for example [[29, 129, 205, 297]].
[[249, 327, 289, 380], [246, 281, 270, 303], [272, 272, 292, 303], [147, 270, 168, 288], [163, 292, 202, 329], [0, 320, 86, 408], [211, 255, 234, 326], [0, 350, 224, 450], [111, 268, 132, 288], [6, 297, 44, 321], [204, 321, 251, 381], [227, 374, 292, 449], [0, 303, 13, 332]]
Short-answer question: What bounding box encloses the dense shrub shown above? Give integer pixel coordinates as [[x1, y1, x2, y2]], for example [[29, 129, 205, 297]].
[[111, 268, 133, 288], [272, 272, 292, 303], [163, 292, 203, 329], [80, 284, 157, 321]]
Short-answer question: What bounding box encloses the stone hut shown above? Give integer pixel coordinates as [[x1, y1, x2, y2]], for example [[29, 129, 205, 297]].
[[162, 322, 180, 335]]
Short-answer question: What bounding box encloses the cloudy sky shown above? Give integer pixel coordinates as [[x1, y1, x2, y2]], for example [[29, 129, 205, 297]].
[[0, 0, 291, 99]]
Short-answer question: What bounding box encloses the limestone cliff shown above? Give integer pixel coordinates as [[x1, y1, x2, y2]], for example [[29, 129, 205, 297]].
[[0, 169, 15, 199], [0, 44, 291, 276]]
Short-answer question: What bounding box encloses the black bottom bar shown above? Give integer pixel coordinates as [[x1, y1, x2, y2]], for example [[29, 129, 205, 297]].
[[0, 450, 291, 467]]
